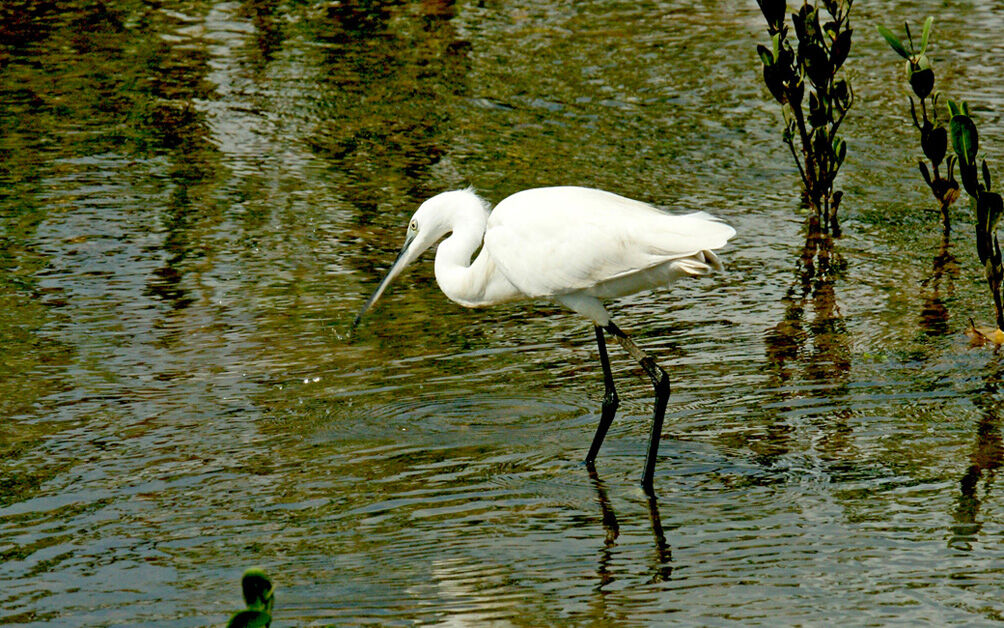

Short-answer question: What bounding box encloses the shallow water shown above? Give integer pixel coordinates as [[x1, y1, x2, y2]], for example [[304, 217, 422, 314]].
[[3, 0, 1004, 625]]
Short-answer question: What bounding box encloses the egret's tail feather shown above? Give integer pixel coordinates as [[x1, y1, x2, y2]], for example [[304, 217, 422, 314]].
[[669, 256, 712, 279], [664, 250, 726, 281], [701, 249, 725, 272]]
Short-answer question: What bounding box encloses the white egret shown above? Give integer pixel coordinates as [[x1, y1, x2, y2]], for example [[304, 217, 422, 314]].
[[354, 186, 736, 492]]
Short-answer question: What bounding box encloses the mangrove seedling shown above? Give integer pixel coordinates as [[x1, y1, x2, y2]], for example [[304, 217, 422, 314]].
[[947, 99, 1004, 338], [756, 0, 854, 236], [226, 568, 274, 628], [878, 17, 960, 232]]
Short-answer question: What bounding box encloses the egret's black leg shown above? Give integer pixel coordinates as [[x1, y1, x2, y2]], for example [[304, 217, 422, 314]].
[[585, 325, 619, 466], [604, 321, 671, 493]]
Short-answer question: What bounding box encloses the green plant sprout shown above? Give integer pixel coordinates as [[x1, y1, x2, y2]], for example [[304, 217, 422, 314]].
[[878, 17, 960, 233], [756, 0, 854, 236], [947, 99, 1004, 339], [226, 568, 274, 628]]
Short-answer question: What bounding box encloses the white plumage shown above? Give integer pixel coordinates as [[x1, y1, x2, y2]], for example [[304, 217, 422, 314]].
[[356, 186, 735, 325], [484, 187, 734, 323], [354, 185, 736, 492]]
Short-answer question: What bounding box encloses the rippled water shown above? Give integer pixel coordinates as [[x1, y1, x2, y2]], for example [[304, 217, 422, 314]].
[[3, 0, 1004, 625]]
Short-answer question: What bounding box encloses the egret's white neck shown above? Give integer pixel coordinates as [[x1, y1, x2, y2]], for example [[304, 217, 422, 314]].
[[433, 195, 520, 307]]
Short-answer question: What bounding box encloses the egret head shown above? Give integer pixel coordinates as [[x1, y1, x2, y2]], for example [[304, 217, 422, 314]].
[[353, 189, 485, 326]]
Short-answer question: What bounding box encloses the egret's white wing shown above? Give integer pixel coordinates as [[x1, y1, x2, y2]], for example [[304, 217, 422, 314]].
[[484, 187, 735, 298]]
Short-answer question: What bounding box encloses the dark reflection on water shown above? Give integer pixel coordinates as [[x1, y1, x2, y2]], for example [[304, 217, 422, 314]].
[[588, 466, 672, 589], [952, 365, 1004, 551], [3, 0, 1004, 625], [308, 0, 466, 222], [759, 232, 852, 469], [920, 234, 958, 337]]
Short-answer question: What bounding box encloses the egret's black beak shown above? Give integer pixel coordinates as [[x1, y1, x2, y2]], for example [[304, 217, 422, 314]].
[[352, 232, 417, 328]]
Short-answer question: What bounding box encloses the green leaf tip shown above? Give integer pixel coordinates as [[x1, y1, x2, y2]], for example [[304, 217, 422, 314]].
[[877, 24, 910, 59], [920, 16, 934, 54], [947, 98, 970, 120], [757, 44, 774, 66]]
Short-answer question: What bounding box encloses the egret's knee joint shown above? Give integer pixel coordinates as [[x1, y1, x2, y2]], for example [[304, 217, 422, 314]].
[[654, 373, 670, 396]]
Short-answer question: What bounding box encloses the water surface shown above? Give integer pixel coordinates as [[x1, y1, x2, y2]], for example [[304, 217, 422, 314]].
[[2, 0, 1004, 625]]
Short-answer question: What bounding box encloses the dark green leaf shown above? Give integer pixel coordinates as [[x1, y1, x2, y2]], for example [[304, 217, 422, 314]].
[[832, 79, 848, 103], [961, 162, 981, 198], [813, 128, 834, 164], [227, 610, 271, 628], [877, 25, 910, 59], [833, 136, 847, 166], [984, 160, 993, 191], [831, 79, 850, 114], [808, 91, 827, 127], [242, 568, 275, 612], [789, 77, 805, 107], [922, 124, 947, 167], [919, 160, 933, 186], [910, 68, 934, 99], [831, 28, 852, 71], [802, 5, 821, 41], [792, 8, 807, 43], [801, 43, 831, 88], [976, 192, 1004, 263], [756, 0, 787, 31], [757, 44, 774, 66], [775, 35, 795, 69], [763, 64, 787, 103], [976, 199, 990, 263], [950, 114, 979, 166]]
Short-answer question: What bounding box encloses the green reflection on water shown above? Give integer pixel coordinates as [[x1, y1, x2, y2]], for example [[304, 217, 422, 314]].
[[2, 0, 1004, 625]]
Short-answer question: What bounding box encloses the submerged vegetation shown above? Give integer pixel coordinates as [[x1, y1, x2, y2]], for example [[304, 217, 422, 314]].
[[878, 16, 1004, 339], [226, 568, 275, 628], [947, 100, 1004, 336], [755, 0, 854, 236], [749, 3, 1004, 345], [878, 18, 960, 233]]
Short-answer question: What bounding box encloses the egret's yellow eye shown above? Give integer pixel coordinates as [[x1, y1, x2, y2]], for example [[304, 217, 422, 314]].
[[409, 220, 418, 232]]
